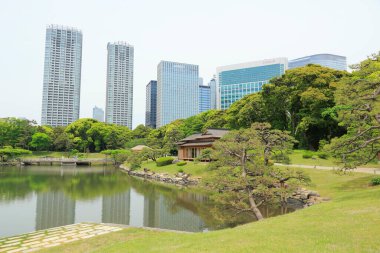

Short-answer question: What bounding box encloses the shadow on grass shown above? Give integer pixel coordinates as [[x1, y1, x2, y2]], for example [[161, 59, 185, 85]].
[[335, 175, 375, 191]]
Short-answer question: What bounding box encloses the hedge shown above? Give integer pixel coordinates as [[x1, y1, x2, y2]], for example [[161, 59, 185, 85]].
[[177, 161, 187, 166], [156, 157, 174, 167]]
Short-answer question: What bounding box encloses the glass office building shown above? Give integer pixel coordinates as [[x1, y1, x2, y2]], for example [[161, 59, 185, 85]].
[[105, 42, 134, 129], [41, 25, 83, 126], [145, 80, 157, 128], [289, 54, 347, 71], [157, 61, 199, 127], [217, 58, 287, 110], [199, 85, 211, 113]]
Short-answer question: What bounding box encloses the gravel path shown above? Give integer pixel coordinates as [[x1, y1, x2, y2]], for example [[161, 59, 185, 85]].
[[274, 163, 380, 174]]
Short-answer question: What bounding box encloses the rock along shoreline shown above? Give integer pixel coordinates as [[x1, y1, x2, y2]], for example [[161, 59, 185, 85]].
[[119, 164, 326, 207], [119, 164, 199, 186]]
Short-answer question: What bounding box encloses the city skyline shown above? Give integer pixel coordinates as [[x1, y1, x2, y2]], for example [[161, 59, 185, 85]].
[[0, 0, 379, 128]]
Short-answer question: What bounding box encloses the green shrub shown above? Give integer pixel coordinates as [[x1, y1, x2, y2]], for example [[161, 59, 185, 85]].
[[302, 151, 313, 159], [156, 157, 174, 167], [317, 152, 329, 159], [371, 177, 380, 186], [177, 161, 187, 166], [178, 168, 184, 173]]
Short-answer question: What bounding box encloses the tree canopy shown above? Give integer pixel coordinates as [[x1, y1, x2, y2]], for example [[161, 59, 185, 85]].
[[326, 53, 380, 169], [204, 124, 308, 220]]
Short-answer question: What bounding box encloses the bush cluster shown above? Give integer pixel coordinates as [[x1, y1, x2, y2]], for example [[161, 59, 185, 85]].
[[302, 150, 329, 160], [156, 157, 174, 167], [176, 161, 187, 166], [302, 151, 314, 159], [371, 177, 380, 186], [317, 152, 329, 159]]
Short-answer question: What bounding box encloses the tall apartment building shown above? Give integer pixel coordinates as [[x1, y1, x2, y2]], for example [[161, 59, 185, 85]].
[[41, 25, 83, 126], [157, 61, 199, 127], [145, 80, 157, 128], [105, 42, 134, 129], [199, 85, 211, 113], [289, 53, 347, 71], [92, 106, 104, 122], [217, 58, 288, 110], [208, 76, 217, 110]]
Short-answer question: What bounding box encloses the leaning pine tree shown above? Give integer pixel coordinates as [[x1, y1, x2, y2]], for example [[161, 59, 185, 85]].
[[204, 123, 309, 221]]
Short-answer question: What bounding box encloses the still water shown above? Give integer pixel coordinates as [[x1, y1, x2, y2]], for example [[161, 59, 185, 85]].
[[0, 166, 300, 237]]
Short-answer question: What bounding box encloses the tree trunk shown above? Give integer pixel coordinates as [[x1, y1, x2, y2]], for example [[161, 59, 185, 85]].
[[241, 149, 264, 221], [247, 189, 264, 220], [264, 147, 270, 166]]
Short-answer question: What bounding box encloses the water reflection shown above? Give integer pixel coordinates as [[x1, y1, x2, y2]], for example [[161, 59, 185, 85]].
[[102, 191, 131, 225], [36, 191, 75, 230], [0, 166, 300, 237]]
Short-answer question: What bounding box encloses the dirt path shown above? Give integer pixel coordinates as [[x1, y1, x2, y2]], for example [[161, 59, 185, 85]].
[[274, 163, 380, 175]]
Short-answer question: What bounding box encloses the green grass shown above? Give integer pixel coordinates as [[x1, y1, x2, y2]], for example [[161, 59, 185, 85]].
[[137, 160, 209, 178], [288, 149, 380, 168], [40, 168, 380, 253]]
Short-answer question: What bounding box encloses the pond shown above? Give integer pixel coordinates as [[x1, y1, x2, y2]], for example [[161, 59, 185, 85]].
[[0, 166, 301, 237]]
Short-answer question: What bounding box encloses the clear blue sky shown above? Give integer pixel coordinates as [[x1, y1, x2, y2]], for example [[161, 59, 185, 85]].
[[0, 0, 379, 128]]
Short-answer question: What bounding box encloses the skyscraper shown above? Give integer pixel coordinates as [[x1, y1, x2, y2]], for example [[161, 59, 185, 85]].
[[92, 106, 104, 122], [208, 76, 217, 110], [157, 61, 199, 127], [199, 85, 211, 113], [145, 80, 157, 128], [289, 54, 347, 71], [217, 58, 288, 110], [105, 42, 134, 129], [41, 25, 83, 126]]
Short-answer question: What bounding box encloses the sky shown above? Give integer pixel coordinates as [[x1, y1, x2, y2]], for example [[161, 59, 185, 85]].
[[0, 0, 379, 129]]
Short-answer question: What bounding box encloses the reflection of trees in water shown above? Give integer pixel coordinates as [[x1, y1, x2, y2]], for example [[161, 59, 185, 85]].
[[127, 177, 249, 230], [0, 167, 131, 201], [0, 167, 300, 231]]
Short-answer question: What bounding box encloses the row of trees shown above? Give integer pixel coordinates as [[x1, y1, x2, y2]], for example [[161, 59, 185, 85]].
[[0, 118, 134, 152]]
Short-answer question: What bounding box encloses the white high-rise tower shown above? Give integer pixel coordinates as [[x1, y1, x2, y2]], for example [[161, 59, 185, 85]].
[[105, 42, 134, 129], [41, 25, 83, 126]]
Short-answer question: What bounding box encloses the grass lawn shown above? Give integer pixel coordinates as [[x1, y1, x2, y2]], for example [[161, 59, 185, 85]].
[[288, 149, 380, 168], [40, 168, 380, 253], [137, 160, 210, 178]]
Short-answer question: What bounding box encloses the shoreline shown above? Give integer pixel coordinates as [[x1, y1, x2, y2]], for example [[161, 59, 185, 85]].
[[119, 164, 324, 208], [119, 164, 200, 186]]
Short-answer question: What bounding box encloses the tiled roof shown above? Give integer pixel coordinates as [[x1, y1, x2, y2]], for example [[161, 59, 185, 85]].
[[179, 129, 229, 142], [131, 145, 150, 151], [180, 142, 214, 147]]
